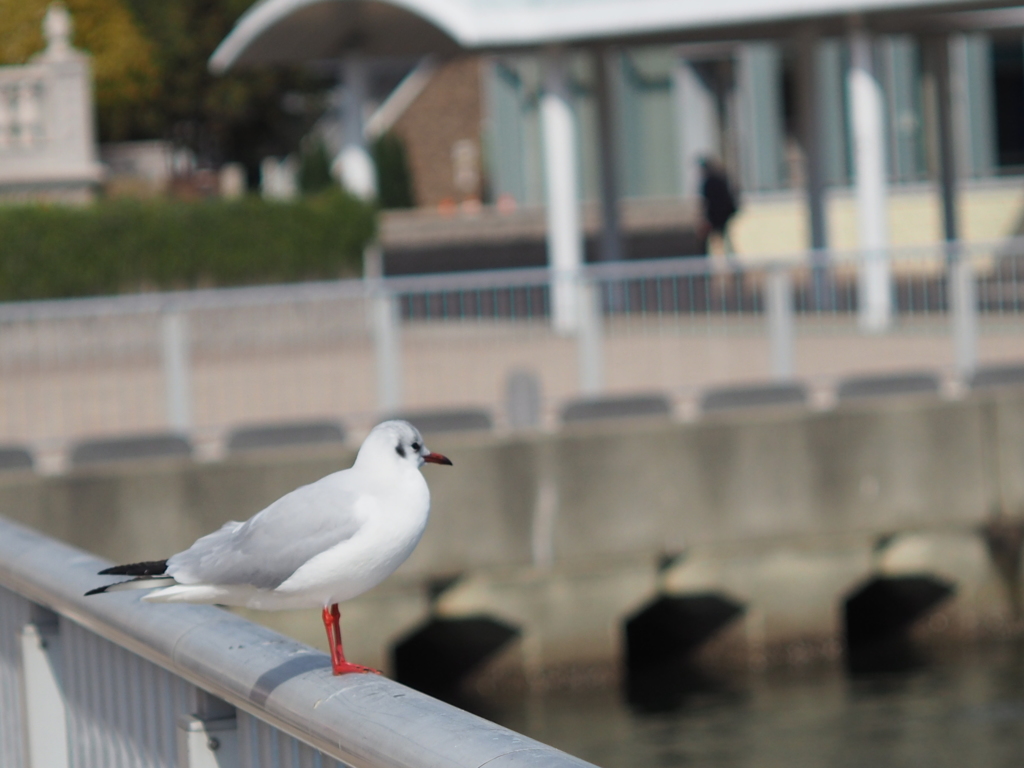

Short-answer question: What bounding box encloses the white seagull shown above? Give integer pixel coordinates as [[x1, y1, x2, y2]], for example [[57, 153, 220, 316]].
[[86, 420, 451, 675]]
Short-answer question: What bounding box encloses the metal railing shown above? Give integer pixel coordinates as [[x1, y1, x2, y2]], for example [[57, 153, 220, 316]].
[[0, 515, 595, 768], [0, 238, 1022, 461]]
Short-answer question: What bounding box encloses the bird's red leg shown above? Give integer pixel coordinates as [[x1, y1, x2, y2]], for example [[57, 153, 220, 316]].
[[322, 604, 381, 676], [322, 605, 342, 671]]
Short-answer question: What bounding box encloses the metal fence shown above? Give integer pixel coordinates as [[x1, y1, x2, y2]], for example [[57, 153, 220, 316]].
[[0, 238, 1022, 464], [0, 515, 595, 768]]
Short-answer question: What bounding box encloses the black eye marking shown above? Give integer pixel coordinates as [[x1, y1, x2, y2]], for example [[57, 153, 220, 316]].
[[395, 444, 406, 458], [411, 442, 421, 452]]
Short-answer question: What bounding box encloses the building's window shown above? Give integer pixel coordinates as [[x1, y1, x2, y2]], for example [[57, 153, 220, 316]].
[[992, 40, 1024, 171], [880, 35, 928, 184], [617, 48, 679, 199]]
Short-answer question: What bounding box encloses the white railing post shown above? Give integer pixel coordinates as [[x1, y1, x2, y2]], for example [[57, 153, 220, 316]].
[[161, 310, 192, 432], [177, 715, 239, 768], [20, 615, 69, 768], [576, 277, 603, 395], [766, 265, 795, 380], [373, 286, 403, 412], [950, 254, 977, 379]]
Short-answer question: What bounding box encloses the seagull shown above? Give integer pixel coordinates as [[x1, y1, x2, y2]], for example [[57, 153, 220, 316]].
[[86, 420, 451, 675]]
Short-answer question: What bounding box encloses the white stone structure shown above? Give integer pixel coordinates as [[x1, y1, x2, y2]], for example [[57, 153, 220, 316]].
[[100, 140, 176, 194], [260, 155, 299, 200], [0, 5, 103, 203]]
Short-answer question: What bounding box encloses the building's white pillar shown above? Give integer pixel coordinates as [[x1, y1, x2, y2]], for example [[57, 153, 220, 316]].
[[540, 48, 584, 335], [333, 55, 377, 201], [847, 26, 891, 333]]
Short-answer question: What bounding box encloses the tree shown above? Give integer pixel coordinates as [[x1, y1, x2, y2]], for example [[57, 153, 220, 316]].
[[299, 138, 334, 194], [373, 133, 415, 209], [0, 0, 159, 140], [122, 0, 330, 180], [1, 0, 329, 181]]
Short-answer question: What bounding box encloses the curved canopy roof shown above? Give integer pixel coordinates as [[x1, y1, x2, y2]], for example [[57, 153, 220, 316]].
[[210, 0, 1009, 72]]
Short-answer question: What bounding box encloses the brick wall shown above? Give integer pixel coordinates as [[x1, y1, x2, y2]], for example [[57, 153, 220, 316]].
[[391, 56, 483, 207]]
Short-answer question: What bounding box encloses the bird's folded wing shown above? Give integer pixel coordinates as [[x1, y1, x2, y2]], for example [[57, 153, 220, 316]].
[[167, 476, 362, 590]]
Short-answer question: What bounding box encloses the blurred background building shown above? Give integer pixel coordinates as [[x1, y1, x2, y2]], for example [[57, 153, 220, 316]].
[[5, 1, 1024, 261], [5, 7, 1024, 766], [204, 0, 1024, 272]]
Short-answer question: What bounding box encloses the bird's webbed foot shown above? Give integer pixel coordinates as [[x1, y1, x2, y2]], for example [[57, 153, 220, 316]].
[[332, 660, 382, 676]]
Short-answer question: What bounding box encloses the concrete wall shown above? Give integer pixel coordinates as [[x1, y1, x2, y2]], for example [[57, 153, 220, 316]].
[[3, 388, 1023, 677], [5, 390, 1022, 572], [729, 179, 1024, 260]]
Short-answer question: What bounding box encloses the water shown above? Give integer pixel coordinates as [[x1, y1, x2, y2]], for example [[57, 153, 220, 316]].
[[483, 642, 1024, 768]]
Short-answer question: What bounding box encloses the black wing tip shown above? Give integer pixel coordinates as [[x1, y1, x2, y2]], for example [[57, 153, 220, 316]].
[[84, 584, 111, 596], [98, 559, 168, 577]]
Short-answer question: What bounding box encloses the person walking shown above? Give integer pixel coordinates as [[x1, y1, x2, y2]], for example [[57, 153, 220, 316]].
[[699, 156, 739, 257]]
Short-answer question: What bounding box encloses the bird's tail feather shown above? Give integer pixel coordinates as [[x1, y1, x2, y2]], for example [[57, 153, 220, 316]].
[[85, 575, 173, 596], [98, 559, 168, 577]]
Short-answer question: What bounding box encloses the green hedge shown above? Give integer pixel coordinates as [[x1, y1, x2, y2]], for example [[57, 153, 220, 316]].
[[0, 192, 376, 301]]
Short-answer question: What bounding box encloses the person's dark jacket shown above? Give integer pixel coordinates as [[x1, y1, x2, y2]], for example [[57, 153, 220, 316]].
[[702, 171, 738, 232]]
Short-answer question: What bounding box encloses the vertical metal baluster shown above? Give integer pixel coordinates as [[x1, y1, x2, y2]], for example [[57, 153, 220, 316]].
[[950, 253, 977, 379], [766, 266, 795, 381], [372, 284, 402, 412], [577, 275, 603, 395], [161, 310, 192, 433]]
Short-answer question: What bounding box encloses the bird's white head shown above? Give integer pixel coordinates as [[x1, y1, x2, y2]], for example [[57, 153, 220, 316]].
[[355, 420, 452, 473]]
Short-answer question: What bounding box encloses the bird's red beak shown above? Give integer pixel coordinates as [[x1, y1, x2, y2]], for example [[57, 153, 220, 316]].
[[422, 452, 452, 466]]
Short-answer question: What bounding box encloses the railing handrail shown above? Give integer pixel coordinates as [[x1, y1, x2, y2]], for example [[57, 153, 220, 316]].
[[0, 234, 1022, 324], [0, 278, 373, 323], [0, 515, 596, 768]]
